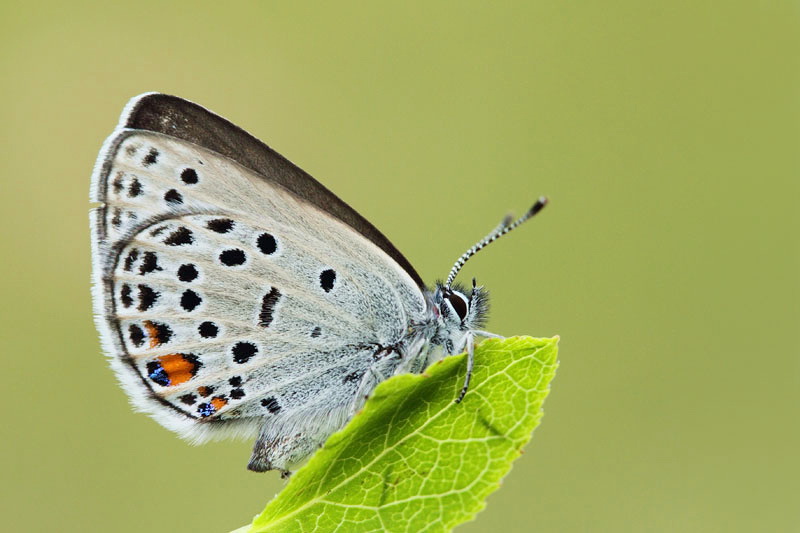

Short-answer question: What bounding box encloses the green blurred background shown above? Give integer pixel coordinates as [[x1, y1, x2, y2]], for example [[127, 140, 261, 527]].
[[1, 2, 797, 531]]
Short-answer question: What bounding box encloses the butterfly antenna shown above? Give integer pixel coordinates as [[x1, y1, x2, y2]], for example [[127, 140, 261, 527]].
[[445, 196, 548, 288]]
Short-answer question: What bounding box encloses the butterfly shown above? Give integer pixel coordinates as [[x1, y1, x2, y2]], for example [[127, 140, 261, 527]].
[[90, 93, 547, 475]]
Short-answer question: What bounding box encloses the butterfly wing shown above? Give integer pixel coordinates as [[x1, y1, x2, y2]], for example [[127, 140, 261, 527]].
[[105, 92, 424, 288], [90, 95, 426, 470]]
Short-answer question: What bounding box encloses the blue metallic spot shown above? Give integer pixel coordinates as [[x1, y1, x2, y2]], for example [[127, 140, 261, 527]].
[[146, 362, 170, 387], [197, 403, 215, 417]]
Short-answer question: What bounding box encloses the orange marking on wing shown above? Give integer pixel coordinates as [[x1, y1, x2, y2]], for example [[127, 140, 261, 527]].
[[144, 320, 160, 348], [198, 386, 212, 397], [210, 396, 228, 412], [158, 353, 196, 386]]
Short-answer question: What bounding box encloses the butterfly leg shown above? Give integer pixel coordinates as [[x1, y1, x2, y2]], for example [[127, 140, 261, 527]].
[[455, 333, 475, 403], [354, 361, 394, 403], [393, 337, 430, 375]]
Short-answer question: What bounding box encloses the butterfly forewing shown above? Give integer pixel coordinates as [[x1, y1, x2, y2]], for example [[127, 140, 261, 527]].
[[92, 125, 425, 444]]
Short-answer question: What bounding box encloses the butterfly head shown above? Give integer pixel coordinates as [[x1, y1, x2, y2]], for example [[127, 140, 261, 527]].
[[432, 279, 489, 332], [429, 196, 548, 352]]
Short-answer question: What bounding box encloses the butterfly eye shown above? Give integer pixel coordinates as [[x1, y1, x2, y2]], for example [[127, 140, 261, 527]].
[[447, 291, 469, 322]]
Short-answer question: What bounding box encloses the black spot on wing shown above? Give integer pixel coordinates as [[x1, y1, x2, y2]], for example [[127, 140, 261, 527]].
[[164, 227, 194, 246], [260, 396, 281, 414], [258, 287, 281, 327], [142, 148, 159, 166], [230, 388, 245, 400], [112, 172, 124, 194], [232, 341, 258, 364], [120, 284, 133, 308], [128, 324, 145, 347], [257, 233, 277, 255], [180, 290, 202, 311], [220, 249, 246, 266], [139, 252, 163, 275], [123, 249, 139, 272], [164, 189, 183, 205], [111, 208, 122, 228], [137, 285, 159, 311], [229, 376, 242, 387], [128, 178, 143, 197], [181, 168, 198, 184], [179, 394, 197, 405], [207, 218, 234, 233], [177, 263, 198, 282], [198, 321, 218, 338], [311, 326, 322, 338], [320, 269, 336, 292]]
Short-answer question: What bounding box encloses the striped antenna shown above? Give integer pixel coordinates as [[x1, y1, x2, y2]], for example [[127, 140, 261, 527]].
[[445, 197, 548, 288]]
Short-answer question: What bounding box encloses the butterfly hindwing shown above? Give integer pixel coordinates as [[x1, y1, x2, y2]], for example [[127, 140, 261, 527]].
[[91, 111, 426, 452]]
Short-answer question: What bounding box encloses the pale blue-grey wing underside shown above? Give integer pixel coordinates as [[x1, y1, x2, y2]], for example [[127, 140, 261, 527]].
[[90, 95, 426, 446]]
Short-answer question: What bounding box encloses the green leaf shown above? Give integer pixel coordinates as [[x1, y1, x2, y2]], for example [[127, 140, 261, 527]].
[[243, 336, 559, 533]]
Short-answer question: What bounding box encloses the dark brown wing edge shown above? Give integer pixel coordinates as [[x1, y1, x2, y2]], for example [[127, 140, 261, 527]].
[[122, 93, 424, 288]]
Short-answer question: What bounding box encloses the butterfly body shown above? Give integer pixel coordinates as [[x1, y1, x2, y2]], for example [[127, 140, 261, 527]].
[[91, 93, 544, 474]]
